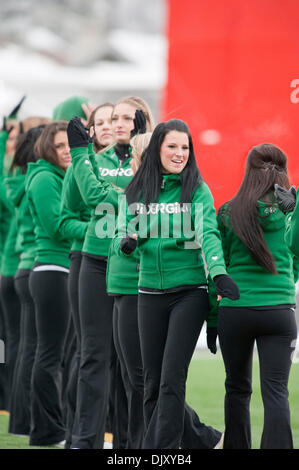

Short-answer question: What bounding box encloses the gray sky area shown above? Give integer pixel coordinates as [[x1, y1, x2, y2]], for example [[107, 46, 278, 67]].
[[0, 0, 168, 119]]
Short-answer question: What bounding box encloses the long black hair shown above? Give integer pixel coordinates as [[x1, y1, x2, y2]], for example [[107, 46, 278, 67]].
[[125, 119, 202, 206], [219, 143, 290, 274], [10, 125, 46, 174]]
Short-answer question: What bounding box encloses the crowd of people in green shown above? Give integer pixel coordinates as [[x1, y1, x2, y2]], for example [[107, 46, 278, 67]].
[[0, 93, 298, 450]]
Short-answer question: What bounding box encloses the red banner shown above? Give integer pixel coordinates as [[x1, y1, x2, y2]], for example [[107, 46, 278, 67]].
[[162, 0, 299, 208]]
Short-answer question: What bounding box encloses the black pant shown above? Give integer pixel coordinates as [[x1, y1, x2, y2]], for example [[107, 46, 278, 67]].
[[0, 275, 21, 411], [61, 312, 77, 436], [71, 255, 114, 449], [9, 270, 37, 435], [218, 306, 297, 449], [64, 253, 83, 449], [0, 292, 9, 410], [108, 340, 128, 449], [113, 293, 221, 449], [29, 269, 70, 446], [113, 295, 142, 448], [138, 288, 211, 449]]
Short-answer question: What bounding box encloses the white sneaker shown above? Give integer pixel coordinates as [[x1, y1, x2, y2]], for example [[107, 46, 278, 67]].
[[53, 440, 66, 448], [103, 441, 113, 449], [214, 433, 224, 449]]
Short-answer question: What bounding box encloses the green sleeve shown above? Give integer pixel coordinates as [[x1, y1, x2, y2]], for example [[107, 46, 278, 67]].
[[29, 171, 87, 242], [0, 177, 14, 214], [206, 206, 232, 328], [193, 183, 227, 279], [285, 190, 299, 257], [0, 131, 9, 176], [61, 164, 85, 213], [88, 143, 100, 179], [112, 194, 137, 257], [59, 204, 88, 241], [70, 147, 120, 209]]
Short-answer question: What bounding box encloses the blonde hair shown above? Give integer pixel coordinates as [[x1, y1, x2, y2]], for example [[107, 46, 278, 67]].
[[130, 132, 153, 168], [6, 116, 51, 135], [22, 116, 51, 132], [113, 96, 155, 132]]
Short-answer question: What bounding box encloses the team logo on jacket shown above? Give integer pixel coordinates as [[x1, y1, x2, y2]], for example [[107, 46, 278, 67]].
[[99, 167, 133, 177], [133, 202, 191, 215]]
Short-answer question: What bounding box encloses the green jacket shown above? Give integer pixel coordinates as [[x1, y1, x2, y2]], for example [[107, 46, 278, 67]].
[[70, 145, 133, 257], [26, 159, 87, 268], [285, 187, 299, 258], [60, 163, 91, 253], [0, 110, 22, 272], [0, 130, 9, 176], [0, 177, 13, 271], [217, 199, 298, 308], [0, 168, 21, 277], [113, 175, 227, 293], [106, 242, 140, 296], [0, 130, 10, 268], [6, 173, 37, 271]]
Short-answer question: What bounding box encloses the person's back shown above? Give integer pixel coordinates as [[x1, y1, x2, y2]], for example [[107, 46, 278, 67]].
[[218, 197, 298, 308], [216, 143, 298, 450]]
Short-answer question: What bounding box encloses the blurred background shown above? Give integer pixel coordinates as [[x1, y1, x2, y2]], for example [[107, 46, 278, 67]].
[[0, 0, 167, 119], [1, 0, 299, 207], [1, 0, 299, 334]]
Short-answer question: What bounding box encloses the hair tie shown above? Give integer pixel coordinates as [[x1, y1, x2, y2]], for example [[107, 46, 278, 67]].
[[262, 162, 283, 172]]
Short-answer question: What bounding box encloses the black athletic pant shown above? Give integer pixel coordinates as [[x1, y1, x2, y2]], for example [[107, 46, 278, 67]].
[[9, 270, 37, 435], [0, 291, 9, 410], [29, 269, 70, 446], [218, 306, 297, 449], [0, 275, 21, 411], [64, 253, 83, 449], [71, 255, 114, 449], [61, 312, 76, 432], [113, 295, 142, 448], [138, 288, 213, 449], [107, 337, 128, 449], [113, 293, 221, 449]]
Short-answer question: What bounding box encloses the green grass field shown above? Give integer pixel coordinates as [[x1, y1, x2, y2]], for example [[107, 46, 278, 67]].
[[0, 350, 298, 449]]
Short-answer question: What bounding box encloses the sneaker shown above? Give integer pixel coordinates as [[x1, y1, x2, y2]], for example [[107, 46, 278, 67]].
[[53, 440, 66, 448], [103, 432, 113, 449], [214, 433, 224, 449], [103, 441, 113, 449]]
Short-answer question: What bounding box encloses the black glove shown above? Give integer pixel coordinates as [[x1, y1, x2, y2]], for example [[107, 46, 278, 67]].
[[2, 117, 13, 134], [213, 274, 240, 300], [67, 116, 89, 149], [120, 235, 137, 255], [8, 95, 26, 118], [274, 184, 297, 214], [130, 109, 147, 138], [207, 327, 217, 354]]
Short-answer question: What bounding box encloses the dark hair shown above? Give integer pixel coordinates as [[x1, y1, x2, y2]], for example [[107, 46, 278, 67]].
[[220, 143, 290, 274], [10, 125, 46, 174], [34, 121, 68, 169], [125, 119, 202, 206], [87, 102, 114, 152]]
